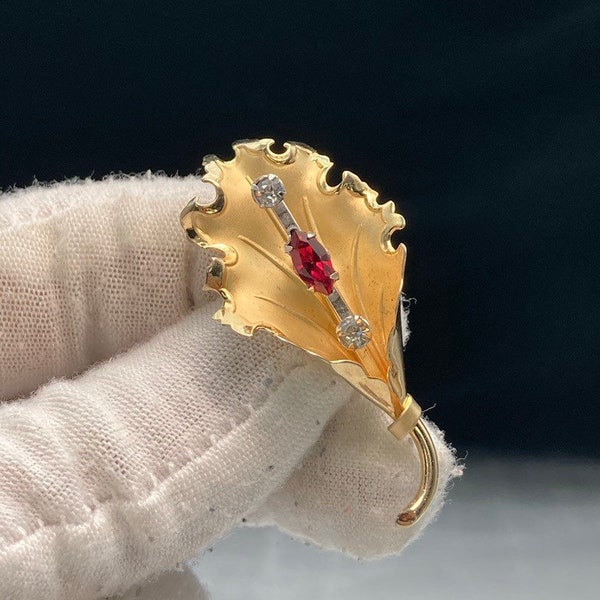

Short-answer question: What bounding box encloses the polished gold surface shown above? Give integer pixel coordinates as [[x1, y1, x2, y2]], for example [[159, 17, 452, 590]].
[[181, 139, 438, 525], [394, 417, 439, 525]]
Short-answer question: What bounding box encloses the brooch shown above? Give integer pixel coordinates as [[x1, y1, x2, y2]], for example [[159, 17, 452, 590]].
[[181, 139, 438, 525]]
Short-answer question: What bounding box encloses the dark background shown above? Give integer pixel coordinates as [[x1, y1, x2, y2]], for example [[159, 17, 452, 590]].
[[1, 1, 598, 456]]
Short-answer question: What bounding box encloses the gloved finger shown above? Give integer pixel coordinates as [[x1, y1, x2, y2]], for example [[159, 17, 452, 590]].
[[0, 175, 214, 402], [0, 298, 354, 600], [248, 395, 460, 558]]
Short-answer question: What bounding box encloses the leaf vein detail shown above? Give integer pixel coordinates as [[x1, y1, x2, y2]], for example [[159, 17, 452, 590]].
[[351, 223, 388, 370], [303, 195, 320, 238], [237, 235, 304, 291], [351, 224, 368, 317], [254, 294, 353, 360]]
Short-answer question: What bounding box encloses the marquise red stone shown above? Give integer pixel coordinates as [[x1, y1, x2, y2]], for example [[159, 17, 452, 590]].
[[289, 229, 336, 295]]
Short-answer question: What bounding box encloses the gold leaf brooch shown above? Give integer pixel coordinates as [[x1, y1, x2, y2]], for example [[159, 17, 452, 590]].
[[181, 139, 438, 525]]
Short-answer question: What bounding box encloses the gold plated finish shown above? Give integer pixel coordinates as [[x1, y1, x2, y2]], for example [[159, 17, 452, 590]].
[[181, 139, 439, 526], [387, 394, 422, 440], [396, 420, 439, 525]]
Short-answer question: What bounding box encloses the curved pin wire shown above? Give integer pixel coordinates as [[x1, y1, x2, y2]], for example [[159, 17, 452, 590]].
[[396, 418, 439, 526]]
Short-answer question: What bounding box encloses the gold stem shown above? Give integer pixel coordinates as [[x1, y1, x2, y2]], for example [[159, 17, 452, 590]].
[[396, 417, 439, 526]]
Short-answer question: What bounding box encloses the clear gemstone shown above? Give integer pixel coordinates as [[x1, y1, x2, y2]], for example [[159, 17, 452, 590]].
[[251, 174, 285, 207], [337, 315, 371, 349]]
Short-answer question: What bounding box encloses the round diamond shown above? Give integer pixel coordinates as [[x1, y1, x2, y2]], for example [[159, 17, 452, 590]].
[[337, 315, 371, 349], [251, 174, 285, 207]]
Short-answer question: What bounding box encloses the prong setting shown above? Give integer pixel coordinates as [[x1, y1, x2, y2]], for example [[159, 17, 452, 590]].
[[251, 174, 286, 208], [248, 173, 371, 349], [337, 315, 372, 350]]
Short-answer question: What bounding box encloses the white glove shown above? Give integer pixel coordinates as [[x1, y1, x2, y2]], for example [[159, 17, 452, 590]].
[[0, 175, 459, 600]]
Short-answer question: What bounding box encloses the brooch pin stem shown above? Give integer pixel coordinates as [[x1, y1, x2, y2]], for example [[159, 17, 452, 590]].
[[388, 394, 439, 525], [402, 420, 439, 525], [181, 139, 440, 526]]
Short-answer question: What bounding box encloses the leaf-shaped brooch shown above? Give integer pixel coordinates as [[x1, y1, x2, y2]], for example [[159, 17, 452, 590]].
[[181, 139, 438, 525]]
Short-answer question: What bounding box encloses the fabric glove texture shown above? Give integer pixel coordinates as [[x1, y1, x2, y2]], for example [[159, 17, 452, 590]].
[[0, 176, 459, 600]]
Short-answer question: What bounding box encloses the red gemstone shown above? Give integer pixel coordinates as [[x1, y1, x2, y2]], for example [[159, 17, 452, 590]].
[[288, 229, 336, 295]]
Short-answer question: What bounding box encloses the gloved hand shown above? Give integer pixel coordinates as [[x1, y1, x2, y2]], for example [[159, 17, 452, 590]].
[[0, 174, 459, 600]]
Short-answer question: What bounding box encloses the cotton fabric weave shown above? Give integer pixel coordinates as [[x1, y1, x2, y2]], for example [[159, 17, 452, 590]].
[[0, 176, 458, 599]]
